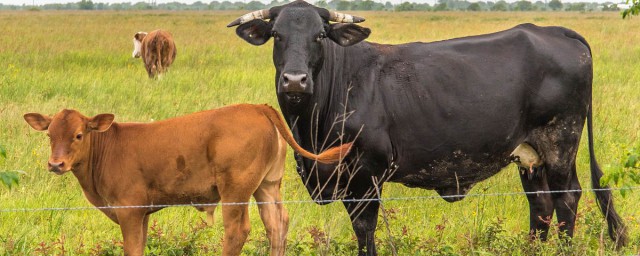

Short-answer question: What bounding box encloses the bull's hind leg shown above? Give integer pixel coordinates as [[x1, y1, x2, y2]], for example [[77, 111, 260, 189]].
[[254, 179, 289, 256], [518, 164, 554, 240], [547, 163, 582, 238], [527, 117, 584, 240]]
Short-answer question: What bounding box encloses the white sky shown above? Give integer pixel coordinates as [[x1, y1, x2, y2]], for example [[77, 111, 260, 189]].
[[0, 0, 625, 6]]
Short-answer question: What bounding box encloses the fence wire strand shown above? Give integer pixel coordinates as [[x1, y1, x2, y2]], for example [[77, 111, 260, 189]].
[[2, 186, 639, 213]]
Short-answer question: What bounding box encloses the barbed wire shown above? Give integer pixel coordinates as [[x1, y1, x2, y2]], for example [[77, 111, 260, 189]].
[[2, 186, 639, 213]]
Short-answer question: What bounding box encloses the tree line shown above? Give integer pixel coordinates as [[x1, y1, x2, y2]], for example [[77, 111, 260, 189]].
[[0, 0, 625, 12]]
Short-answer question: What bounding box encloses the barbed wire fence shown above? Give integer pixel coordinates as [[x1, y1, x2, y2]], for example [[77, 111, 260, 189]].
[[2, 186, 639, 213]]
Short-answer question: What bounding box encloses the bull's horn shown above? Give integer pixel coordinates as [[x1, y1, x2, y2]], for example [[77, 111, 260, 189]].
[[227, 9, 270, 27], [329, 11, 365, 23]]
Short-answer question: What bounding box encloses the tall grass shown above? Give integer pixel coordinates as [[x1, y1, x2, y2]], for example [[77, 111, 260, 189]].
[[0, 11, 638, 254]]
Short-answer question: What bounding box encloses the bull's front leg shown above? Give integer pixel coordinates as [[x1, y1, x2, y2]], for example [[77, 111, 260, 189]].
[[343, 185, 381, 256]]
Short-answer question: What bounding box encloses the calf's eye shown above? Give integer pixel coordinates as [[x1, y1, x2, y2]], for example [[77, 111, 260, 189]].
[[76, 133, 83, 140]]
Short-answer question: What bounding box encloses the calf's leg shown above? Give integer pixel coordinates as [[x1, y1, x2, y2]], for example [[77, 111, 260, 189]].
[[219, 172, 258, 256], [115, 208, 148, 256], [254, 179, 289, 256], [220, 198, 252, 256]]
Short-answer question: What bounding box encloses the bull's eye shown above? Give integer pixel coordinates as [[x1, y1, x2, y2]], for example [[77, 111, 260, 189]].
[[75, 133, 83, 140], [316, 32, 326, 42]]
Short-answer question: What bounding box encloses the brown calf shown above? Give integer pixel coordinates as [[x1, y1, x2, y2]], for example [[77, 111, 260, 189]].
[[132, 29, 177, 78], [24, 104, 352, 256]]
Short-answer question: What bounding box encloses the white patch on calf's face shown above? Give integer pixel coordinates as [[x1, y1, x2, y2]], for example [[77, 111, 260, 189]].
[[132, 38, 142, 58], [132, 32, 147, 58]]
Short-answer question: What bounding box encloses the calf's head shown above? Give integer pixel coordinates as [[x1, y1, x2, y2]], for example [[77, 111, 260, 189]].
[[228, 0, 370, 105], [24, 110, 114, 174], [132, 31, 148, 58]]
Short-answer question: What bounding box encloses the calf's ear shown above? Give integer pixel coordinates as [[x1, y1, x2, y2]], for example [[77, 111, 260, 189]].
[[89, 114, 115, 132], [24, 113, 52, 131], [134, 32, 146, 42], [236, 20, 272, 46], [328, 23, 370, 47]]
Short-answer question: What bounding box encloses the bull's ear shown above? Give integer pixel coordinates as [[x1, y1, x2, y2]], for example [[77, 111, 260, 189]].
[[328, 23, 370, 47], [24, 113, 52, 131], [89, 114, 115, 132], [236, 20, 272, 46]]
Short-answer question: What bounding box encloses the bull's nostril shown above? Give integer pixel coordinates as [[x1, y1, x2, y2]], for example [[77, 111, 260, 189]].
[[283, 76, 289, 83], [59, 162, 65, 168], [301, 76, 307, 83]]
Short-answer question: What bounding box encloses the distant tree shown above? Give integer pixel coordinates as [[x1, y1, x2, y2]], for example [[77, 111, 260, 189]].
[[336, 0, 350, 10], [219, 1, 236, 10], [467, 2, 481, 10], [43, 3, 64, 9], [372, 2, 385, 10], [357, 0, 376, 10], [384, 1, 393, 10], [189, 1, 208, 10], [327, 0, 340, 9], [548, 0, 562, 10], [491, 0, 508, 10], [433, 2, 448, 10], [414, 3, 432, 10], [78, 0, 93, 10], [315, 0, 329, 8], [513, 0, 533, 10], [245, 1, 265, 10], [133, 1, 151, 10], [395, 2, 414, 11], [565, 2, 585, 11], [476, 1, 489, 10]]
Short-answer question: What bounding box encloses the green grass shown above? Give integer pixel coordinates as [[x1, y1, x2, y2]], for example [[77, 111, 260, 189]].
[[0, 10, 639, 255]]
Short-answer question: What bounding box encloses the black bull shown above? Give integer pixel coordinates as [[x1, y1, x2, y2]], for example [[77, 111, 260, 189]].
[[229, 1, 627, 254]]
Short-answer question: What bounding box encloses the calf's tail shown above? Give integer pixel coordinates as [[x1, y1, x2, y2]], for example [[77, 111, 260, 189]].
[[259, 104, 352, 164], [155, 35, 164, 73], [588, 103, 627, 248]]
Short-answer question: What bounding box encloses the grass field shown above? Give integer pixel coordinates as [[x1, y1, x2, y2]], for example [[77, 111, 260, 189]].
[[0, 10, 639, 255]]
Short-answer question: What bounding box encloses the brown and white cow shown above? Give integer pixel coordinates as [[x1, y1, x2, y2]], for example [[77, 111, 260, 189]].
[[132, 29, 177, 78], [24, 104, 352, 256]]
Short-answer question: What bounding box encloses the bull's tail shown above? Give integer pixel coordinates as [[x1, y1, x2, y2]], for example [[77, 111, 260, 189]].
[[588, 102, 628, 248], [259, 104, 352, 164], [573, 28, 628, 248]]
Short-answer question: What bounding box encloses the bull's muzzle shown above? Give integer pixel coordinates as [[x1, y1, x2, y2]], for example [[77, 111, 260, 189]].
[[281, 72, 312, 105]]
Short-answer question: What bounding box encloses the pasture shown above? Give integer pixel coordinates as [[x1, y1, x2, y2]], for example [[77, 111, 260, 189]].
[[0, 10, 639, 255]]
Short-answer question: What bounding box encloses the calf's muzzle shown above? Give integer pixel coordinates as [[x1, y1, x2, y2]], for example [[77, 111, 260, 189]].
[[48, 160, 66, 174]]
